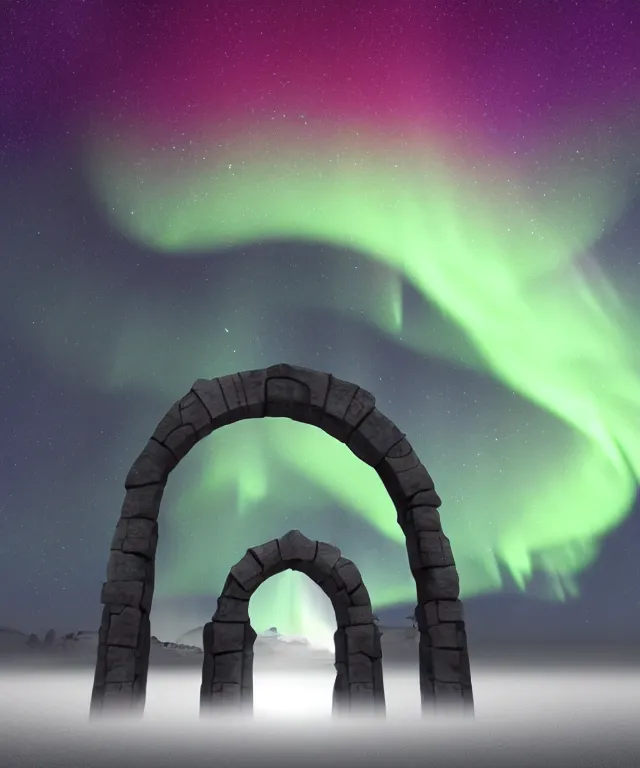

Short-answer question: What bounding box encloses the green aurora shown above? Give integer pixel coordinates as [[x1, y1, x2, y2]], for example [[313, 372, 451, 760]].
[[87, 125, 640, 642]]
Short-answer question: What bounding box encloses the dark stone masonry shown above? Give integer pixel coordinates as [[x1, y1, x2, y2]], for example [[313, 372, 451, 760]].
[[200, 529, 385, 715], [90, 363, 473, 717]]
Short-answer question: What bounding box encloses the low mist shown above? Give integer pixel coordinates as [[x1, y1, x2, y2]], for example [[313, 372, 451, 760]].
[[1, 659, 639, 768]]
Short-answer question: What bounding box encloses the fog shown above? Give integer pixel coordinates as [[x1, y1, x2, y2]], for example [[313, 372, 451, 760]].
[[1, 660, 639, 767]]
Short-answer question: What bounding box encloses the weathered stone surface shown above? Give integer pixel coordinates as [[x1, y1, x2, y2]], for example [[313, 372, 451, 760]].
[[278, 529, 316, 561], [120, 484, 165, 521], [417, 531, 455, 567], [428, 622, 466, 649], [160, 424, 198, 461], [266, 364, 330, 410], [124, 439, 177, 489], [347, 408, 405, 466], [347, 605, 374, 624], [407, 489, 443, 509], [313, 541, 342, 573], [117, 519, 158, 559], [100, 580, 144, 609], [237, 369, 267, 418], [418, 599, 465, 628], [346, 652, 374, 683], [210, 622, 246, 654], [429, 647, 472, 686], [106, 552, 147, 582], [178, 390, 214, 437], [322, 376, 360, 439], [230, 554, 263, 593], [105, 646, 137, 683], [345, 624, 381, 658], [214, 596, 250, 623], [212, 651, 244, 684], [220, 573, 252, 601], [382, 445, 421, 475], [93, 364, 473, 719], [191, 378, 233, 427], [107, 606, 142, 648], [218, 374, 249, 413], [379, 462, 436, 506], [348, 583, 371, 606], [334, 558, 363, 593], [249, 538, 281, 571], [343, 387, 376, 429], [416, 566, 460, 601], [409, 506, 442, 531]]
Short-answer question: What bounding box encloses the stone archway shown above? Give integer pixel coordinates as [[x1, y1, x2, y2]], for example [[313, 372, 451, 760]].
[[90, 363, 473, 716], [200, 529, 385, 716]]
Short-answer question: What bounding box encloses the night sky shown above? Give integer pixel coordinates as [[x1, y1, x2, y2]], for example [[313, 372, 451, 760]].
[[1, 0, 639, 652]]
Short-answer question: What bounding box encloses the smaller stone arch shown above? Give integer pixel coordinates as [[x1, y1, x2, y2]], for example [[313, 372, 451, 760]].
[[200, 530, 385, 716]]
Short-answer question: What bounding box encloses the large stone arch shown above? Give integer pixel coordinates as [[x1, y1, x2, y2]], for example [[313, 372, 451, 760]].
[[200, 529, 385, 715], [90, 363, 473, 716]]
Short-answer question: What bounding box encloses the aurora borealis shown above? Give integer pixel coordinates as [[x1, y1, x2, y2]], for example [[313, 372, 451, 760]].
[[1, 0, 639, 645]]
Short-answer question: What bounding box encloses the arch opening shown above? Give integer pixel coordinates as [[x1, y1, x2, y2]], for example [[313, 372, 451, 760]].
[[90, 363, 474, 717]]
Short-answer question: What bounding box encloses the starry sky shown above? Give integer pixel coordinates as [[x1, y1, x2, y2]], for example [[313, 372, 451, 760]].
[[1, 0, 639, 651]]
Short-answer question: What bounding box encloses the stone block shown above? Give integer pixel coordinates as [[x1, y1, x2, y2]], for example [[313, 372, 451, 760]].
[[124, 439, 177, 489], [428, 622, 463, 649], [212, 651, 244, 685], [343, 387, 376, 429], [266, 364, 330, 409], [249, 538, 281, 570], [151, 402, 182, 444], [230, 554, 263, 593], [348, 583, 371, 606], [347, 652, 374, 684], [105, 646, 137, 683], [278, 529, 316, 561], [409, 506, 442, 531], [218, 374, 248, 413], [161, 423, 198, 461], [407, 489, 442, 509], [100, 580, 144, 609], [345, 624, 379, 658], [430, 648, 468, 684], [347, 605, 374, 625], [214, 596, 250, 624], [332, 589, 352, 626], [265, 377, 311, 419], [334, 558, 363, 593], [313, 541, 341, 574], [347, 408, 404, 466], [121, 519, 158, 559], [417, 531, 455, 567], [416, 566, 460, 601], [418, 599, 465, 628], [378, 442, 421, 474], [106, 552, 147, 582], [220, 574, 252, 601], [107, 606, 141, 648], [211, 622, 246, 654], [237, 369, 267, 417], [120, 484, 165, 521], [191, 378, 234, 428], [379, 462, 436, 506], [322, 377, 360, 437], [178, 391, 214, 438]]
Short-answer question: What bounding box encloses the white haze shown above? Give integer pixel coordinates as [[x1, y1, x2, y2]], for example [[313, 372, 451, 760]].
[[1, 662, 639, 767]]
